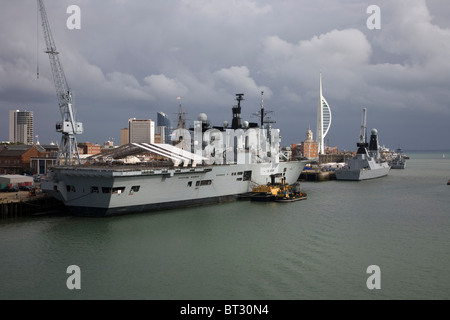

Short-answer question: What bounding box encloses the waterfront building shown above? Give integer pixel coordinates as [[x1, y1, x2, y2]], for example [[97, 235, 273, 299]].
[[0, 145, 47, 174], [9, 110, 34, 145], [103, 141, 114, 148], [154, 134, 162, 144], [128, 118, 155, 144], [30, 144, 59, 175], [302, 127, 319, 159], [291, 128, 319, 160], [325, 145, 339, 154], [120, 128, 129, 146], [78, 142, 102, 155], [156, 126, 165, 143], [157, 112, 171, 143]]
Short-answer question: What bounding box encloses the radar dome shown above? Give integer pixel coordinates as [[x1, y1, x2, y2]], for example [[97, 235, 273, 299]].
[[223, 121, 229, 128], [371, 128, 378, 135], [243, 121, 249, 128], [197, 113, 208, 122]]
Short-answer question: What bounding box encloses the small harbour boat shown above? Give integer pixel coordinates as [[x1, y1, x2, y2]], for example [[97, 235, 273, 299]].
[[247, 180, 307, 202], [390, 159, 406, 169], [389, 147, 407, 169], [273, 192, 307, 202]]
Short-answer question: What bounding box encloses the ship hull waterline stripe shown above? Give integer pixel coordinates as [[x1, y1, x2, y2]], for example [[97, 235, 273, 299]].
[[66, 194, 240, 217]]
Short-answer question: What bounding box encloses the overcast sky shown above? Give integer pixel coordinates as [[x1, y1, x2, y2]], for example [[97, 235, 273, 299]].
[[1, 0, 450, 151]]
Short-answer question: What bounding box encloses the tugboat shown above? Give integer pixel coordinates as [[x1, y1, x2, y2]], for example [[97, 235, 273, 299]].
[[248, 178, 307, 202], [335, 108, 390, 181], [248, 184, 281, 202], [273, 181, 307, 202]]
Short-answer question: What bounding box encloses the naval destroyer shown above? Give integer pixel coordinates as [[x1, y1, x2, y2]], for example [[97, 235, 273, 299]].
[[41, 94, 309, 216], [335, 108, 390, 181]]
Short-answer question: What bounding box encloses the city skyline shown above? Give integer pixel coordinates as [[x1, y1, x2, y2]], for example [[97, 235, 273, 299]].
[[1, 1, 449, 151]]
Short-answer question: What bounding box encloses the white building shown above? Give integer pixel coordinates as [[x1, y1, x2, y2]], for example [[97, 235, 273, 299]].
[[9, 110, 34, 145], [128, 118, 155, 144]]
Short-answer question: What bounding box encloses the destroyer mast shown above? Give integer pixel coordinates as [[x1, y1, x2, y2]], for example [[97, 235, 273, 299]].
[[356, 108, 368, 154], [38, 0, 83, 165]]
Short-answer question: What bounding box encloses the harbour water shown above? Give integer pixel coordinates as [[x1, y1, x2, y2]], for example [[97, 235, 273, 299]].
[[0, 151, 449, 300]]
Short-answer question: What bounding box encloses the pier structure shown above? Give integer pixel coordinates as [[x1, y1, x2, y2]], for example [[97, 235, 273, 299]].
[[0, 192, 64, 218], [299, 152, 354, 182]]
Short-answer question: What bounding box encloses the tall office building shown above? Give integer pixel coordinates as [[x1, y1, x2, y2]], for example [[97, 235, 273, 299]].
[[156, 126, 165, 144], [157, 112, 171, 144], [120, 128, 129, 146], [128, 118, 155, 144], [9, 110, 34, 145]]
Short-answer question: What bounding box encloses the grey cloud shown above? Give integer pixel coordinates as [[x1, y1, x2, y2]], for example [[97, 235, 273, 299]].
[[0, 0, 449, 151]]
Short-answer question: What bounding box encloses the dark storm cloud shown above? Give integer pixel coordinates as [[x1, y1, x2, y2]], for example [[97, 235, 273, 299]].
[[1, 0, 449, 150]]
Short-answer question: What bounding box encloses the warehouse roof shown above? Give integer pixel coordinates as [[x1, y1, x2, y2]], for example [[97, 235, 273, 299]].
[[0, 174, 34, 184]]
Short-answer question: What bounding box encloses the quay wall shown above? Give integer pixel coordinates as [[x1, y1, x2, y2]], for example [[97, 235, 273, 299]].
[[0, 194, 65, 219]]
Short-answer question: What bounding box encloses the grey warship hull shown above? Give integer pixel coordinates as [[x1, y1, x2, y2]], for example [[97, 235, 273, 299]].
[[42, 160, 307, 216], [334, 162, 390, 181]]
